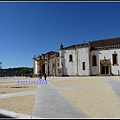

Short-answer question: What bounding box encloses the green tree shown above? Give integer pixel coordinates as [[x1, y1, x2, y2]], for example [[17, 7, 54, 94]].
[[0, 62, 2, 77], [0, 62, 2, 70], [19, 67, 29, 76]]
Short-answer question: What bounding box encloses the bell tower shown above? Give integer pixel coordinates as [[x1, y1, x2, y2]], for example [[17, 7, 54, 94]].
[[60, 43, 63, 50], [59, 43, 64, 76]]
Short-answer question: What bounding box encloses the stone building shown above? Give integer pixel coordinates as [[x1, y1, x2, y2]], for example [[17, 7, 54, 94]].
[[33, 51, 59, 76], [90, 37, 120, 76], [33, 37, 120, 76]]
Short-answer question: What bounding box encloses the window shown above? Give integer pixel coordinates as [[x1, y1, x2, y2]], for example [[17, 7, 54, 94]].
[[92, 55, 97, 66], [83, 62, 85, 70], [69, 54, 73, 62], [112, 52, 118, 65]]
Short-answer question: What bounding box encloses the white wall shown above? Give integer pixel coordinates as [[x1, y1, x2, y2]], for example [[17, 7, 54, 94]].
[[62, 47, 90, 76], [63, 49, 77, 75], [34, 60, 38, 74], [59, 49, 65, 75], [90, 50, 99, 75], [91, 48, 120, 75], [78, 48, 90, 75]]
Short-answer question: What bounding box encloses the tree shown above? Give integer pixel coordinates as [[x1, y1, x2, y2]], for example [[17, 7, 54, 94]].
[[0, 62, 2, 70], [18, 67, 29, 76], [0, 62, 2, 76]]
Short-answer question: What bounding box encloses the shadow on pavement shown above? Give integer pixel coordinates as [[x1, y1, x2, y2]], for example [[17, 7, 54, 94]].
[[0, 114, 16, 119]]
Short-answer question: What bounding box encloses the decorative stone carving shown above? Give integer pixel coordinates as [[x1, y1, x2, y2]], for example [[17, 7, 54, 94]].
[[100, 59, 110, 66], [100, 58, 110, 75], [52, 59, 56, 76]]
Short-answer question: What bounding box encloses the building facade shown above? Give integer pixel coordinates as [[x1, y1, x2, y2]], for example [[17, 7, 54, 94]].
[[33, 51, 59, 76], [33, 37, 120, 76]]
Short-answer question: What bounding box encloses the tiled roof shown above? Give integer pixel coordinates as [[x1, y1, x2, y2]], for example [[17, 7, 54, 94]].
[[33, 37, 120, 59], [62, 37, 120, 50], [62, 44, 80, 49], [62, 43, 89, 50], [90, 37, 120, 48]]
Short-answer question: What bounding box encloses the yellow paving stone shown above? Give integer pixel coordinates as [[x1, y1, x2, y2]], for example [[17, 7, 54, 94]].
[[0, 84, 38, 94], [0, 77, 39, 81], [0, 79, 32, 83], [0, 80, 38, 85], [61, 84, 120, 118], [0, 77, 39, 93], [111, 76, 120, 81], [0, 95, 36, 115], [49, 78, 106, 88], [0, 82, 17, 84]]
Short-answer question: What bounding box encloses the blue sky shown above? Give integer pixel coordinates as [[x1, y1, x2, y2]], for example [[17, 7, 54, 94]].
[[0, 2, 120, 69]]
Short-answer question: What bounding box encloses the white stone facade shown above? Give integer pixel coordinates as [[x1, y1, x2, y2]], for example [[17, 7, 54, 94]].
[[91, 49, 120, 76], [33, 37, 120, 76], [59, 47, 90, 76], [34, 60, 38, 75]]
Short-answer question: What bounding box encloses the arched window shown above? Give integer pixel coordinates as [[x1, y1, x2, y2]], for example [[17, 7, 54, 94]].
[[69, 54, 73, 62]]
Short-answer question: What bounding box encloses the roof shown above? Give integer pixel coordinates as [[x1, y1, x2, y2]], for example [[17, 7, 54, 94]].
[[33, 51, 59, 60], [33, 37, 120, 59], [90, 37, 120, 48], [45, 51, 59, 56], [62, 37, 120, 50], [61, 43, 89, 50]]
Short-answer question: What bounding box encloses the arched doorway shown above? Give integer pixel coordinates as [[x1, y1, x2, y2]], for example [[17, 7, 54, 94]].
[[100, 58, 110, 75], [42, 64, 45, 74]]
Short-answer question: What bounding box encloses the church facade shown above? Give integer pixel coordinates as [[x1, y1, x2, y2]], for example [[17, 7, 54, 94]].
[[33, 51, 59, 76], [33, 37, 120, 76]]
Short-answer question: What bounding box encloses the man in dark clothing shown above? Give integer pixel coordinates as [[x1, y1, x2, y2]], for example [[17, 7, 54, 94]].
[[39, 73, 42, 79], [44, 73, 47, 81]]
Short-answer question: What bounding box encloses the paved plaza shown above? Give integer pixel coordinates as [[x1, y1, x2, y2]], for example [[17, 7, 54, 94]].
[[0, 76, 120, 118]]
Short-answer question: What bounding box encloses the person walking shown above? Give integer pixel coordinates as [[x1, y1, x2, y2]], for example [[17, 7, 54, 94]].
[[39, 73, 42, 79], [44, 73, 47, 81]]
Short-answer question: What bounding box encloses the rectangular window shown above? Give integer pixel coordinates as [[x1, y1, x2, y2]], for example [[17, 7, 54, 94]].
[[92, 55, 97, 66], [113, 54, 117, 65], [69, 55, 73, 62], [83, 62, 85, 70]]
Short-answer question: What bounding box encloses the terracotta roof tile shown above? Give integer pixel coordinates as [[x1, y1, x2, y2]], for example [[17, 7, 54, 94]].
[[62, 43, 89, 50], [90, 37, 120, 48]]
